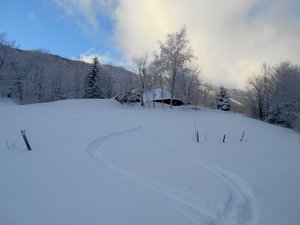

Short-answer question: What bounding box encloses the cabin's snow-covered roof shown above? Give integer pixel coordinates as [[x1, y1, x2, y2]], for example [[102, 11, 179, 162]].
[[143, 88, 172, 102]]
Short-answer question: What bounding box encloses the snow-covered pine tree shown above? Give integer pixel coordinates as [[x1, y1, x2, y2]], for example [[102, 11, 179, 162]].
[[84, 57, 102, 99], [216, 86, 230, 111]]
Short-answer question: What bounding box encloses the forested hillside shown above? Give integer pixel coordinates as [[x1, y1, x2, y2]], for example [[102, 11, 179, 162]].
[[0, 43, 137, 104]]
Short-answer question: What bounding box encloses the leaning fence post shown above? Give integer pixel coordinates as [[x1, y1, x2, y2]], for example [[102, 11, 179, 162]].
[[196, 131, 199, 143], [20, 130, 32, 151], [240, 131, 245, 142], [223, 135, 226, 143]]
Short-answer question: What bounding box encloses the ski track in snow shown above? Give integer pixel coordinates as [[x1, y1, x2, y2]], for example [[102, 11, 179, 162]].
[[173, 153, 259, 225], [87, 126, 259, 225]]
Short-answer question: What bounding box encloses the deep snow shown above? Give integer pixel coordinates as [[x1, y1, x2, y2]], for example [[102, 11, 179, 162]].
[[1, 99, 299, 225]]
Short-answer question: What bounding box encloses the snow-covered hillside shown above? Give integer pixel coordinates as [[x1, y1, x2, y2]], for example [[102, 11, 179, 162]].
[[1, 99, 299, 225]]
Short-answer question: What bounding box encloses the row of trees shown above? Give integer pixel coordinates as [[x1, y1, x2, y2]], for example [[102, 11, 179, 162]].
[[82, 32, 299, 130], [0, 32, 137, 104], [7, 29, 299, 131], [248, 62, 300, 129], [129, 27, 234, 111], [132, 27, 203, 108], [1, 29, 229, 111]]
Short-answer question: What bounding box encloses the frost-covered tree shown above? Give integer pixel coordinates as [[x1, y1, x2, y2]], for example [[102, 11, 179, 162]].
[[266, 62, 300, 128], [73, 71, 81, 99], [51, 68, 64, 100], [0, 32, 18, 83], [0, 32, 17, 47], [31, 65, 45, 102], [199, 82, 214, 108], [84, 57, 102, 99], [176, 66, 200, 106], [0, 39, 137, 103], [148, 53, 164, 108], [216, 86, 230, 111], [0, 44, 7, 83], [158, 27, 196, 108], [133, 55, 149, 107], [247, 62, 300, 129], [9, 62, 25, 102], [247, 63, 274, 120], [99, 67, 113, 99]]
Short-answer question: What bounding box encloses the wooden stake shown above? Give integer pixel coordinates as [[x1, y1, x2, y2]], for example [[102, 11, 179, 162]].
[[223, 135, 226, 143], [5, 139, 10, 150], [20, 130, 32, 151], [196, 131, 199, 143], [240, 131, 245, 142]]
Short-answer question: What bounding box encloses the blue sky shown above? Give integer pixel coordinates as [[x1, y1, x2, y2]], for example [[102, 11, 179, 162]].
[[1, 0, 300, 88], [0, 0, 121, 63]]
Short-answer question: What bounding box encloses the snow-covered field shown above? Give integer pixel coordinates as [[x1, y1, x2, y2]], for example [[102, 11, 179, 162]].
[[1, 99, 300, 225]]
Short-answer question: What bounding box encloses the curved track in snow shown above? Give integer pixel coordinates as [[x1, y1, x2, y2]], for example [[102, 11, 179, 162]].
[[173, 153, 259, 225], [87, 127, 259, 225]]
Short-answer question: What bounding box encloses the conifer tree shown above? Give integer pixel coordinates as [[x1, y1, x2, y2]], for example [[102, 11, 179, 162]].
[[217, 86, 230, 111], [84, 57, 102, 98]]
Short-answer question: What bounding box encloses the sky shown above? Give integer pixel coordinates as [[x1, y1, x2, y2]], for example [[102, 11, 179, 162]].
[[1, 0, 300, 89]]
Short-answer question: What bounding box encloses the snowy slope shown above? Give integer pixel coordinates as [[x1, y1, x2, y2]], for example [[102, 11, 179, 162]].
[[0, 99, 299, 225]]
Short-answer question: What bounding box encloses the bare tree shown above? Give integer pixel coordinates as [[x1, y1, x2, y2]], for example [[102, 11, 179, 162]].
[[0, 45, 7, 83], [31, 65, 45, 102], [0, 32, 17, 47], [148, 54, 162, 108], [247, 62, 300, 129], [98, 66, 113, 99], [176, 65, 200, 106], [118, 70, 135, 96], [51, 68, 64, 100], [0, 32, 18, 83], [159, 27, 196, 108], [133, 55, 149, 107], [8, 62, 25, 102], [73, 71, 81, 99], [247, 63, 274, 120], [267, 62, 300, 128], [199, 82, 214, 107]]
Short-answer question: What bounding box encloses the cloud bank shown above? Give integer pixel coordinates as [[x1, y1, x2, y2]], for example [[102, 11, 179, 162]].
[[54, 0, 300, 88], [73, 48, 128, 67]]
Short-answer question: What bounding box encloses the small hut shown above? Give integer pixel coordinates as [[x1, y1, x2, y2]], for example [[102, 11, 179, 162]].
[[143, 88, 184, 106]]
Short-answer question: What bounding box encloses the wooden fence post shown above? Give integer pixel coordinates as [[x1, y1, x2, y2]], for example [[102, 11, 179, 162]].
[[20, 130, 32, 151], [240, 131, 245, 142], [223, 135, 226, 143]]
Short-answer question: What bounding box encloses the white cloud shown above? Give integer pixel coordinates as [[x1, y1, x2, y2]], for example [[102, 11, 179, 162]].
[[54, 0, 300, 89], [73, 48, 128, 67], [54, 0, 116, 33]]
